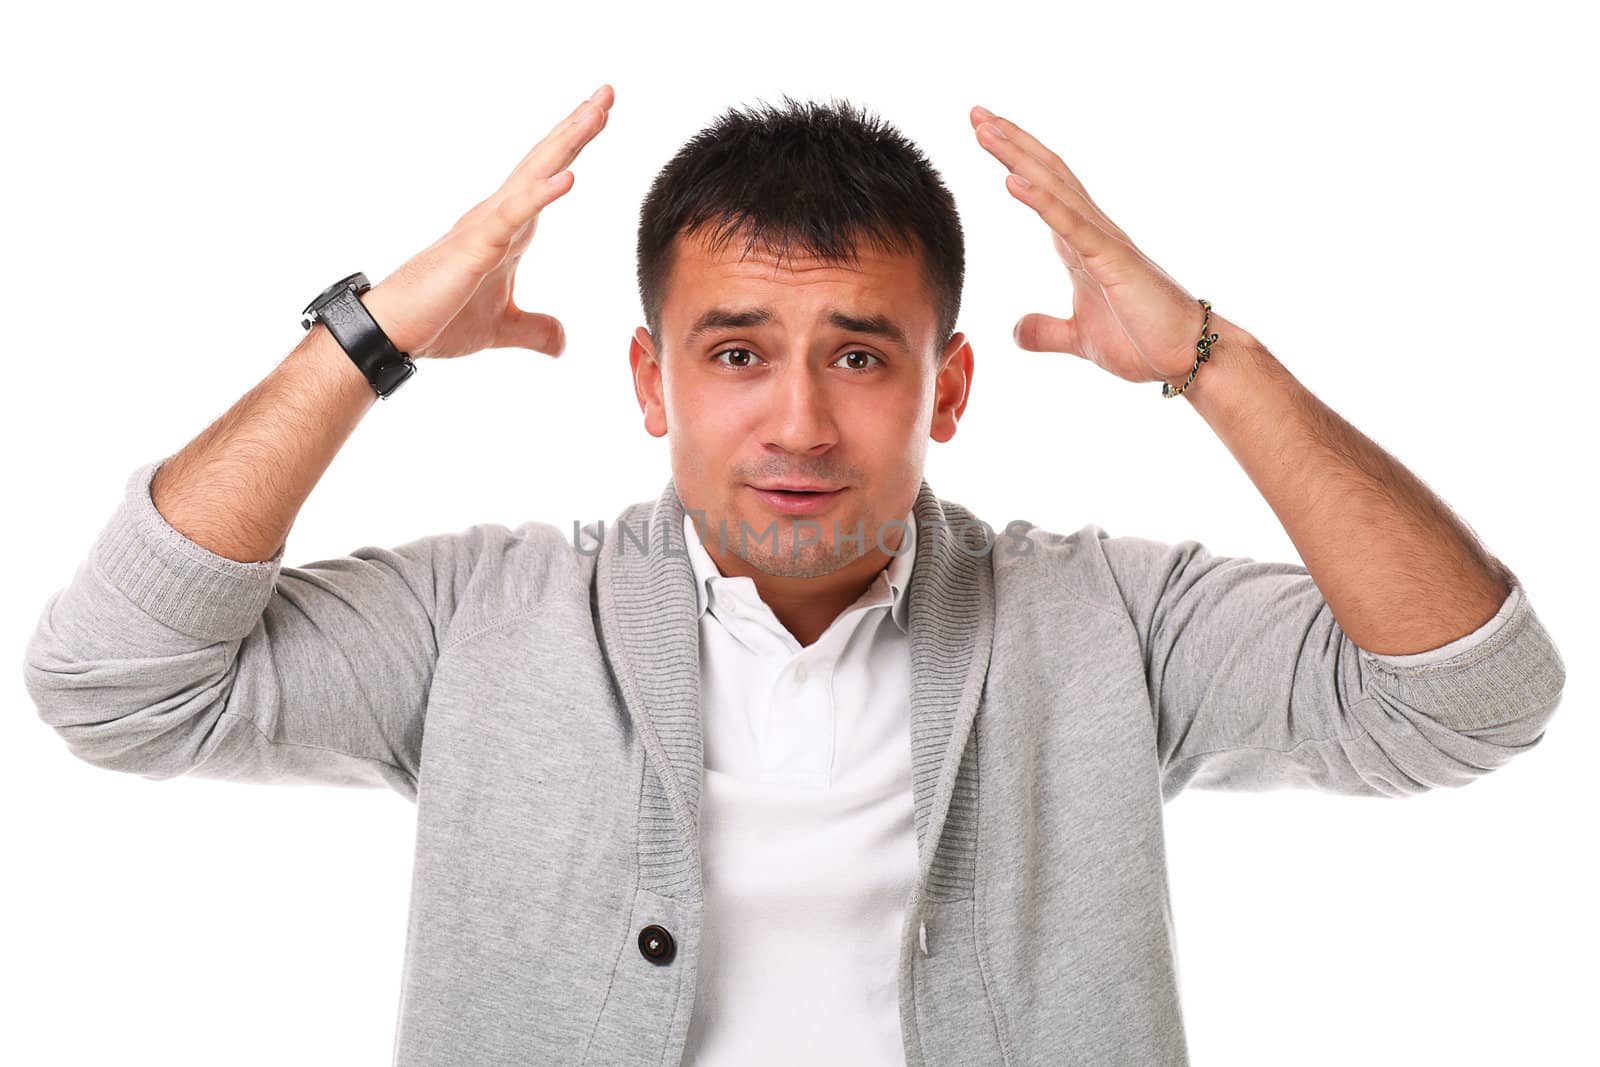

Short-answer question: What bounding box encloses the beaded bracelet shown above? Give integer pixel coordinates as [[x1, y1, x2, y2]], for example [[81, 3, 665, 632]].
[[1161, 298, 1220, 398]]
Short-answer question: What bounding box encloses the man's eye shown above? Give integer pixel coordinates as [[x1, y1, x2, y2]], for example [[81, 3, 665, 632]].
[[710, 348, 882, 371], [835, 350, 883, 372], [712, 348, 762, 369]]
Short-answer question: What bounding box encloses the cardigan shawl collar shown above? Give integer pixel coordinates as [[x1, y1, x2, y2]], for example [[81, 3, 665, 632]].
[[594, 476, 995, 907]]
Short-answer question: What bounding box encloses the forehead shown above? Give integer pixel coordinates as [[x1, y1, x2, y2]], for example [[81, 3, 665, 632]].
[[662, 226, 932, 347]]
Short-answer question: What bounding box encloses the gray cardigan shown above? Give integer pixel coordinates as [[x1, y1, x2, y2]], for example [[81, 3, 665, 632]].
[[22, 459, 1567, 1066]]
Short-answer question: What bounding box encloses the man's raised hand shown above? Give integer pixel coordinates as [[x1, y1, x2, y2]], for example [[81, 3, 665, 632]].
[[361, 84, 614, 361], [970, 104, 1223, 390]]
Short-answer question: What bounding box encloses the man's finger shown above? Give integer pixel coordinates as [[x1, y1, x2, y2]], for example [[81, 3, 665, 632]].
[[985, 137, 1123, 271], [507, 84, 615, 178], [499, 87, 612, 204], [497, 307, 567, 357], [1014, 312, 1083, 357], [478, 88, 614, 253], [976, 123, 1108, 234], [477, 169, 577, 256], [970, 107, 1132, 244]]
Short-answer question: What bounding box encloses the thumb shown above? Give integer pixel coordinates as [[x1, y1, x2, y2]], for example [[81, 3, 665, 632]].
[[1013, 313, 1082, 357], [499, 307, 566, 356]]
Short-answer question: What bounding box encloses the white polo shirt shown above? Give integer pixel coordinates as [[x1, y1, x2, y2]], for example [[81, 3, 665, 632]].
[[679, 509, 918, 1066]]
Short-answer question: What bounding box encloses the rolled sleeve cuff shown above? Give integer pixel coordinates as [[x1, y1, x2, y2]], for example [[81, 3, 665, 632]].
[[1357, 579, 1567, 732], [89, 459, 285, 642], [1364, 584, 1521, 667]]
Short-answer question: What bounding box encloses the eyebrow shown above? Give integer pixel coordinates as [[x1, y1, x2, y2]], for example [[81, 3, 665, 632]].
[[684, 304, 912, 352]]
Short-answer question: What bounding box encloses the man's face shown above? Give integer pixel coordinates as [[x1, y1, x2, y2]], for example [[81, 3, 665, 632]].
[[629, 227, 973, 579]]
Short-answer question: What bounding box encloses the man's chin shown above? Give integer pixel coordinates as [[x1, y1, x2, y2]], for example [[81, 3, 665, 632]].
[[708, 510, 871, 578]]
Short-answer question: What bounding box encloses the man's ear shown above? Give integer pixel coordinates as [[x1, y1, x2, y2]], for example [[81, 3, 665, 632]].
[[630, 327, 668, 438], [930, 332, 973, 444]]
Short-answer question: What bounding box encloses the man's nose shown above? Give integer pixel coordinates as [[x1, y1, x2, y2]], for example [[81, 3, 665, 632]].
[[761, 360, 839, 456]]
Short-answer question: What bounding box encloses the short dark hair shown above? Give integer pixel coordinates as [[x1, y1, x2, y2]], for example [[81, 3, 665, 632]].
[[635, 94, 965, 356]]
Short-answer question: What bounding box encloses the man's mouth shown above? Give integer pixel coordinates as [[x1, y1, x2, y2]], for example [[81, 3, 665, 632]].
[[747, 485, 848, 514], [751, 482, 844, 493]]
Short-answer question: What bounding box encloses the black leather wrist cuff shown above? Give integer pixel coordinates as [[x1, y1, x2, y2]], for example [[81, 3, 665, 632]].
[[300, 271, 418, 399]]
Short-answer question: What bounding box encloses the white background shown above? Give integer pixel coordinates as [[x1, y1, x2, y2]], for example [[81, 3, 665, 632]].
[[3, 1, 1594, 1064]]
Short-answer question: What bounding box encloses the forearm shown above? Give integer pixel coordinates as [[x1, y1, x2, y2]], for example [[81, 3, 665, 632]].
[[148, 287, 403, 563], [1172, 315, 1514, 656]]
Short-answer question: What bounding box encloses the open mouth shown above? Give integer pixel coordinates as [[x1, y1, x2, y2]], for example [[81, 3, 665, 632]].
[[748, 485, 847, 514]]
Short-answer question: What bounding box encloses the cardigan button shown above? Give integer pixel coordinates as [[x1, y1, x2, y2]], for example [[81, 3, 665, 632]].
[[638, 924, 676, 965]]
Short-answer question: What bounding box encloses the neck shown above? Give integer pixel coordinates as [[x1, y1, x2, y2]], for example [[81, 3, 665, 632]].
[[702, 525, 907, 647]]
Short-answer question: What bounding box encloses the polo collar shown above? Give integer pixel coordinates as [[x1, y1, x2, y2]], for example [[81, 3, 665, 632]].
[[682, 508, 916, 635]]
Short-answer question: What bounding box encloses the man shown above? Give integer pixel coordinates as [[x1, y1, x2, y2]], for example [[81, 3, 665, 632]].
[[23, 85, 1566, 1066]]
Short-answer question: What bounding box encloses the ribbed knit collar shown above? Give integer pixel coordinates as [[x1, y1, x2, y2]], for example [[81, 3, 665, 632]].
[[595, 476, 994, 905]]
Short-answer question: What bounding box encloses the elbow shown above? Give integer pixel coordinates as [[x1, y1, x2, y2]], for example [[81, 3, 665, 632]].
[[1450, 643, 1567, 750], [23, 633, 230, 780], [1451, 679, 1565, 753], [1349, 653, 1566, 796], [1362, 603, 1568, 743]]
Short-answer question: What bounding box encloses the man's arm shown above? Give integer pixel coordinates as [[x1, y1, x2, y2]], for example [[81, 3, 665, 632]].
[[970, 105, 1565, 798], [1088, 525, 1563, 800], [22, 87, 614, 792], [1171, 315, 1515, 656], [1117, 325, 1561, 799], [22, 290, 456, 794], [143, 83, 614, 565], [23, 456, 487, 795], [146, 302, 384, 565], [968, 105, 1520, 657]]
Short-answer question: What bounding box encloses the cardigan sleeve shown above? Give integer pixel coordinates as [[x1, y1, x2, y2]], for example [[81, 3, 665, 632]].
[[1093, 531, 1567, 800], [20, 459, 496, 800]]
